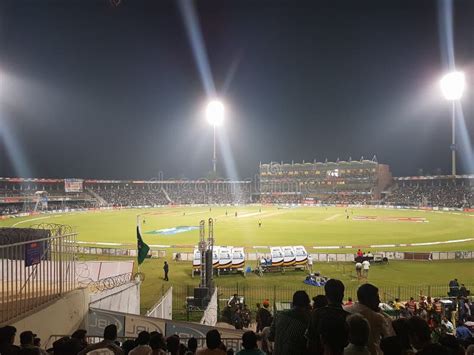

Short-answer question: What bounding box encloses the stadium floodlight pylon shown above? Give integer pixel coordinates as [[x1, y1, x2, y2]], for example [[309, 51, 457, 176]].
[[205, 99, 225, 173], [440, 71, 466, 176]]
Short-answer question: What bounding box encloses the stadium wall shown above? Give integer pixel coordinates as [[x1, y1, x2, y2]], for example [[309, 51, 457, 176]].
[[89, 280, 141, 315], [11, 288, 89, 344]]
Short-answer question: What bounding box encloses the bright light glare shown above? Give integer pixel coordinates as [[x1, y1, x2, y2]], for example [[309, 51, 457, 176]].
[[440, 71, 466, 100], [206, 100, 225, 126]]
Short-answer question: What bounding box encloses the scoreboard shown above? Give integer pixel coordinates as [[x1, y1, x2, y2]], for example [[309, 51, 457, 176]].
[[64, 179, 84, 193]]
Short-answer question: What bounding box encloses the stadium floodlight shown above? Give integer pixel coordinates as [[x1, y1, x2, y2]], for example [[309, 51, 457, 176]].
[[440, 71, 465, 101], [206, 99, 225, 173], [439, 71, 466, 176], [206, 99, 225, 126]]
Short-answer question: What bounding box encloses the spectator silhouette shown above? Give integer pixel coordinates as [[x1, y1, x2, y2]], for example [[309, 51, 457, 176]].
[[344, 314, 370, 354], [149, 333, 167, 355], [312, 295, 328, 310], [0, 326, 20, 355], [269, 290, 311, 355], [236, 331, 266, 355], [344, 284, 394, 355], [196, 330, 225, 355], [307, 279, 349, 354], [407, 316, 431, 352], [129, 331, 152, 355], [320, 314, 349, 355]]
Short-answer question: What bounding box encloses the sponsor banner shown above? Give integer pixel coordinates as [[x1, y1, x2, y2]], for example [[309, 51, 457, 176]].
[[87, 308, 242, 342], [25, 242, 42, 267], [87, 309, 126, 337], [124, 314, 166, 337], [165, 322, 210, 338]]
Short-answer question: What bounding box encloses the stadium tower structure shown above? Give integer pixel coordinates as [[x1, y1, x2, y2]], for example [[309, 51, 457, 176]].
[[258, 158, 392, 204]]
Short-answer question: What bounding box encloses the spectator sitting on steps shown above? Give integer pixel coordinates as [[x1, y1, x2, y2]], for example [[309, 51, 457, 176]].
[[78, 324, 124, 355], [236, 331, 266, 355]]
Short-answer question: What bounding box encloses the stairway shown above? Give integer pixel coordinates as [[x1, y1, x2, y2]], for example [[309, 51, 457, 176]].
[[86, 189, 108, 206], [161, 187, 173, 204]]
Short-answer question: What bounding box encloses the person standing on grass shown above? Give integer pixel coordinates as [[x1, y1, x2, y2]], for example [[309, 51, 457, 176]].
[[355, 262, 363, 280], [163, 261, 169, 281], [362, 260, 370, 278]]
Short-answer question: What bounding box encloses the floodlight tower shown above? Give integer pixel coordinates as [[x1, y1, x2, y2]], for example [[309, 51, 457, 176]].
[[206, 99, 225, 174], [440, 71, 466, 176]]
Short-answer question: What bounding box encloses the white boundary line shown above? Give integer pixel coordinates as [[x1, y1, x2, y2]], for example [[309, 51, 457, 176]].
[[312, 237, 474, 249]]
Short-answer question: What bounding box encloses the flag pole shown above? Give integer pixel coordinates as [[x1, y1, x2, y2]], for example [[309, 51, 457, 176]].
[[137, 214, 141, 274]]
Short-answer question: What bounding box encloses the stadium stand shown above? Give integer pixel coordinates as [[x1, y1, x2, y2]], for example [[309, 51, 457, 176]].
[[384, 176, 473, 208], [1, 170, 473, 214]]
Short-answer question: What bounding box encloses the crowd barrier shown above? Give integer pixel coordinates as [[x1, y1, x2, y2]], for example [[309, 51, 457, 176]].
[[85, 307, 243, 344], [76, 246, 166, 258], [200, 288, 218, 326], [170, 282, 474, 320], [146, 286, 173, 320], [173, 250, 474, 263], [0, 226, 77, 324]]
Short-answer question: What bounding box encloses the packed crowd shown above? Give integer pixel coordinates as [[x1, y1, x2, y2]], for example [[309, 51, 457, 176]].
[[318, 195, 370, 205], [166, 190, 251, 205], [260, 194, 370, 205], [94, 189, 170, 206], [3, 280, 473, 355], [91, 187, 251, 206], [386, 185, 473, 208]]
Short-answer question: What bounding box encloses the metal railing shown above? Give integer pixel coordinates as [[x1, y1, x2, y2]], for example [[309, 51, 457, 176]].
[[0, 224, 77, 324], [169, 282, 474, 320]]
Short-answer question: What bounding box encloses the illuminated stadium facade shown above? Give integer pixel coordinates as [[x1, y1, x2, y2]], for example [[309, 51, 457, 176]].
[[259, 159, 392, 203]]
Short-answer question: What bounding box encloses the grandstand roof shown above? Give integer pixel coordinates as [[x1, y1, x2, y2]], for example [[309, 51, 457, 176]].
[[0, 177, 252, 184]]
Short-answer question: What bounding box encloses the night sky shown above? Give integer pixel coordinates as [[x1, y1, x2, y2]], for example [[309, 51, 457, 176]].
[[0, 0, 473, 180]]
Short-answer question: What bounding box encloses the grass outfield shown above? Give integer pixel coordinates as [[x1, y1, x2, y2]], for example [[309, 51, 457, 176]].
[[1, 206, 473, 252], [2, 206, 472, 315]]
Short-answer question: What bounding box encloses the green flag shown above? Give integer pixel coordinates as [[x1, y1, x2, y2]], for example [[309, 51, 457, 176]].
[[137, 224, 150, 265]]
